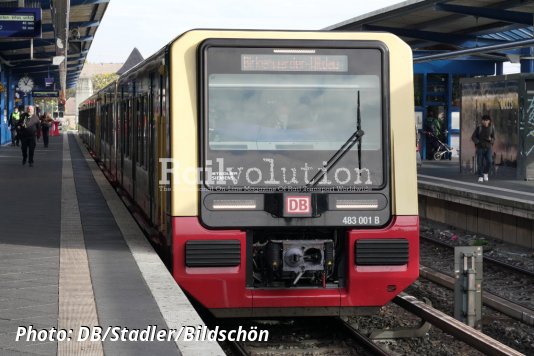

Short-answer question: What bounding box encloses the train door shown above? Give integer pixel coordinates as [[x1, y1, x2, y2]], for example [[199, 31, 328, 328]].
[[134, 93, 149, 214], [155, 70, 166, 235], [111, 92, 117, 181], [125, 97, 133, 195], [118, 94, 123, 186], [132, 92, 138, 201], [161, 68, 170, 242], [148, 74, 155, 224], [106, 102, 112, 170], [119, 92, 126, 187], [101, 102, 107, 165], [95, 101, 101, 157], [105, 100, 111, 169]]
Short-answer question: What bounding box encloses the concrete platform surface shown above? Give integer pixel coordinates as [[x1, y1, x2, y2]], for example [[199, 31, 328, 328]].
[[0, 133, 223, 356]]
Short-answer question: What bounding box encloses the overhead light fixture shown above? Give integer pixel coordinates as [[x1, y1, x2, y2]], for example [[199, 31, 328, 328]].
[[52, 56, 65, 65]]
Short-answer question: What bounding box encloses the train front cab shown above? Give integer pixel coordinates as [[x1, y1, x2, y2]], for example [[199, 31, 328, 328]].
[[168, 30, 419, 317]]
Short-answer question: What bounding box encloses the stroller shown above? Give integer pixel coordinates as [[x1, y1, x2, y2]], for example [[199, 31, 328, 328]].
[[424, 131, 454, 160]]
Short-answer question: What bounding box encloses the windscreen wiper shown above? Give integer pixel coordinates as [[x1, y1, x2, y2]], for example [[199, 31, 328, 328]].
[[306, 91, 364, 188]]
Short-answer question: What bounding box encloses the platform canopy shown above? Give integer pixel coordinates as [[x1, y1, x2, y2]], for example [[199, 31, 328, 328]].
[[0, 0, 109, 94], [327, 0, 534, 64]]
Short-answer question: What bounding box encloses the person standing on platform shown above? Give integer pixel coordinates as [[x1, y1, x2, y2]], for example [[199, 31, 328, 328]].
[[434, 112, 447, 141], [7, 106, 21, 146], [429, 112, 446, 158], [471, 114, 495, 183], [40, 112, 53, 148], [425, 109, 437, 159], [16, 105, 40, 167]]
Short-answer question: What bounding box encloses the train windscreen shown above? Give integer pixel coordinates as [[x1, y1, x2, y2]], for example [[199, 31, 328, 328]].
[[202, 43, 385, 190]]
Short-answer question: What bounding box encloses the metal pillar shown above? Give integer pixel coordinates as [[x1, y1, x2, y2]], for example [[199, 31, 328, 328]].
[[51, 0, 70, 96], [454, 246, 483, 329], [520, 47, 534, 73], [495, 62, 503, 75]]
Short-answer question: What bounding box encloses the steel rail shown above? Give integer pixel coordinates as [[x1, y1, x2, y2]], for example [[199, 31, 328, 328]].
[[394, 294, 524, 356], [226, 339, 249, 356], [484, 254, 534, 278], [336, 318, 391, 356], [421, 236, 534, 278], [420, 265, 534, 326]]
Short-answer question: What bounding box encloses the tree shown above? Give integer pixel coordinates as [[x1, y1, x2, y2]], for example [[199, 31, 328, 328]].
[[92, 73, 119, 92]]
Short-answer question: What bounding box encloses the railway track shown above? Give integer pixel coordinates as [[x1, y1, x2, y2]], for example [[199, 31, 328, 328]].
[[421, 235, 534, 312], [227, 295, 526, 356], [224, 317, 386, 356], [419, 265, 534, 326], [335, 318, 390, 356], [393, 294, 524, 356], [421, 235, 534, 278]]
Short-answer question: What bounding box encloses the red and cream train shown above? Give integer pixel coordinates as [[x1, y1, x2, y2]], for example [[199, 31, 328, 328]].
[[79, 30, 419, 317]]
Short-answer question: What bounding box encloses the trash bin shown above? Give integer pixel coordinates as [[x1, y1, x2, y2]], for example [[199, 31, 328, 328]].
[[51, 121, 60, 136]]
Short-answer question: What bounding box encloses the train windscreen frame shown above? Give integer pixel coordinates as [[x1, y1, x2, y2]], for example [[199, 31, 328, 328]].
[[200, 39, 388, 192]]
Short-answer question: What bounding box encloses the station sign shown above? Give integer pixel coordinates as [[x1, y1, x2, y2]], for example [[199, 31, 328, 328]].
[[32, 91, 58, 98], [0, 7, 42, 38]]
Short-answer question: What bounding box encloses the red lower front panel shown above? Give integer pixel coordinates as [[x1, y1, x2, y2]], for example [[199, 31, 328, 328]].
[[343, 216, 419, 306], [172, 216, 419, 310]]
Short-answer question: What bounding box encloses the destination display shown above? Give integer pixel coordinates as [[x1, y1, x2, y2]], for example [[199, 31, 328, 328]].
[[0, 7, 41, 38], [32, 91, 58, 98], [241, 54, 348, 72]]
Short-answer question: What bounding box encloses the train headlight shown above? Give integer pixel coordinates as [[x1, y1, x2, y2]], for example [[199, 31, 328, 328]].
[[204, 194, 264, 211], [334, 199, 379, 209], [212, 199, 257, 210], [328, 194, 387, 210]]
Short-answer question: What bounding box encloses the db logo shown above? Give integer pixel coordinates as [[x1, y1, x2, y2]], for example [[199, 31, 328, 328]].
[[285, 195, 311, 216]]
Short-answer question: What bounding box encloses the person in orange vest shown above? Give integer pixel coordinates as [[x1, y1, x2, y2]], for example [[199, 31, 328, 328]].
[[8, 106, 21, 146]]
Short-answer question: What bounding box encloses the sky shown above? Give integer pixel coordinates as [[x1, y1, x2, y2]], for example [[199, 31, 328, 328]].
[[86, 0, 403, 63]]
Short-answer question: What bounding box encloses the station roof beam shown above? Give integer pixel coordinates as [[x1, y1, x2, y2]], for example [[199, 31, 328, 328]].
[[327, 0, 534, 66], [435, 3, 534, 26], [362, 24, 508, 47]]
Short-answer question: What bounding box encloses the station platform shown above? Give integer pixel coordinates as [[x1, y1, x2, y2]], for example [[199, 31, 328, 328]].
[[417, 160, 534, 248], [0, 133, 223, 356], [419, 160, 534, 196]]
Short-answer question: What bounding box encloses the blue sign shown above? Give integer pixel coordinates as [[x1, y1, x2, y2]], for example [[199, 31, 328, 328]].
[[0, 7, 41, 38]]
